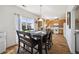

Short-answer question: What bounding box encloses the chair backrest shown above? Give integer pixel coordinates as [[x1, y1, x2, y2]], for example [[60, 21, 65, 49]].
[[46, 30, 52, 40], [16, 31, 32, 43], [43, 32, 49, 43], [49, 31, 52, 38]]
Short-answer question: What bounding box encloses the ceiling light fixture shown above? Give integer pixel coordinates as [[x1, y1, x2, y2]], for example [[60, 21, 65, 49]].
[[38, 5, 43, 21]]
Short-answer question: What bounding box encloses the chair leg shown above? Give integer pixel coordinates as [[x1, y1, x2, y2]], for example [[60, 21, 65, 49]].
[[45, 43, 48, 54], [17, 41, 20, 53], [47, 40, 51, 49], [48, 39, 52, 49], [31, 47, 33, 54], [23, 43, 25, 49], [17, 47, 20, 53]]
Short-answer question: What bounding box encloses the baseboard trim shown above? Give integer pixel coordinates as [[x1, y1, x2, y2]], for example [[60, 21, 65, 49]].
[[1, 44, 18, 54], [6, 44, 18, 49]]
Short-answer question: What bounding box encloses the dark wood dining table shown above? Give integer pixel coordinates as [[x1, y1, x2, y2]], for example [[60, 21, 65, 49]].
[[29, 30, 47, 54]]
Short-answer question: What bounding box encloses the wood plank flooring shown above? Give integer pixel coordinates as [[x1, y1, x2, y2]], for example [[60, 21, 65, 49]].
[[5, 34, 70, 54], [48, 34, 70, 54]]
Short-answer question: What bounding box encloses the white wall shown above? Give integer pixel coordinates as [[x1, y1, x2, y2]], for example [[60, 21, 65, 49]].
[[0, 5, 39, 48], [74, 6, 79, 52], [64, 5, 75, 53]]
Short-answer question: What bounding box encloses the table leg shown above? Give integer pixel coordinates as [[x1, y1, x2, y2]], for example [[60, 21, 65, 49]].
[[38, 36, 43, 54]]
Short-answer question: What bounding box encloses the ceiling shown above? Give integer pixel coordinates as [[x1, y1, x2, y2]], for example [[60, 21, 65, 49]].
[[19, 5, 68, 19]]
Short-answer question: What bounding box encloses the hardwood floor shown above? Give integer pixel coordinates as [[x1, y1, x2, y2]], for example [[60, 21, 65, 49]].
[[5, 45, 17, 54], [5, 34, 70, 54], [48, 34, 70, 54]]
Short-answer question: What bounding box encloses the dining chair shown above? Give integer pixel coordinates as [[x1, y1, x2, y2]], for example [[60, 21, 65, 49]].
[[42, 31, 53, 54], [32, 31, 49, 54], [42, 33, 50, 54], [47, 31, 53, 49], [16, 31, 38, 54]]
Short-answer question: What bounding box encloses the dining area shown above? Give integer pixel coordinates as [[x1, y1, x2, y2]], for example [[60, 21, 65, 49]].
[[0, 5, 71, 54], [16, 29, 53, 54]]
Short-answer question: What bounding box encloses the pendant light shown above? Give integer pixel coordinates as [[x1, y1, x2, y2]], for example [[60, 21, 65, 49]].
[[38, 5, 43, 21]]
